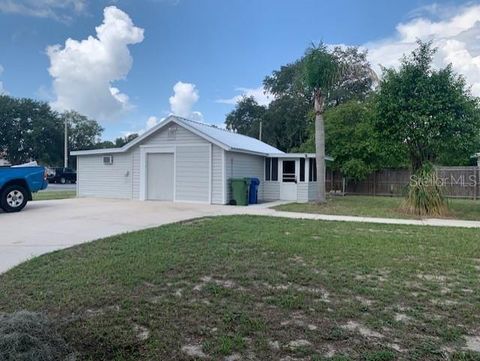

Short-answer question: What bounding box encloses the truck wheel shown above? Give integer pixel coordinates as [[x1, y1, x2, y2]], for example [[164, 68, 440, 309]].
[[60, 177, 66, 184], [1, 185, 28, 212]]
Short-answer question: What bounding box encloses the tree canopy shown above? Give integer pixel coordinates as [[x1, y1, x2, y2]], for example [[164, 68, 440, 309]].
[[0, 95, 105, 167], [225, 96, 266, 140], [0, 96, 63, 165], [226, 45, 375, 153], [375, 41, 480, 171], [226, 41, 480, 177]]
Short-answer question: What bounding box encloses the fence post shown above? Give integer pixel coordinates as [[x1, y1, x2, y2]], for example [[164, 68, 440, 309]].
[[373, 172, 377, 197], [476, 167, 479, 201]]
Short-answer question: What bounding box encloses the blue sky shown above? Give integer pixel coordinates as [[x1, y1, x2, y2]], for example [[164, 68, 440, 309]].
[[0, 0, 479, 140]]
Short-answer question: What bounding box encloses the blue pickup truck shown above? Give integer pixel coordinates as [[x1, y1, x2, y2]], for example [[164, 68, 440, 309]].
[[0, 165, 48, 212]]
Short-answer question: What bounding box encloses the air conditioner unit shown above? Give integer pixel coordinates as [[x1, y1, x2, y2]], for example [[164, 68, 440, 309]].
[[103, 155, 114, 165]]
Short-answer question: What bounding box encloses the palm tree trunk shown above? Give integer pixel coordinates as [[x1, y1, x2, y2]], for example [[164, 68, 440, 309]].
[[314, 89, 326, 203]]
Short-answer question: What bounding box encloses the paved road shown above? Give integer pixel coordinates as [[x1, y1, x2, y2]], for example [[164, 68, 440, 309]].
[[1, 198, 480, 273]]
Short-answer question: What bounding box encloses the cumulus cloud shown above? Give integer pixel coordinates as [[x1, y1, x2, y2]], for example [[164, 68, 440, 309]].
[[146, 115, 160, 129], [46, 6, 144, 121], [169, 81, 204, 120], [0, 0, 86, 22], [127, 81, 204, 137], [365, 3, 480, 95], [216, 86, 273, 106]]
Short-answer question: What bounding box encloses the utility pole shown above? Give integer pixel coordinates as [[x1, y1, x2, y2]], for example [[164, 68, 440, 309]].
[[64, 116, 68, 168], [259, 121, 263, 141]]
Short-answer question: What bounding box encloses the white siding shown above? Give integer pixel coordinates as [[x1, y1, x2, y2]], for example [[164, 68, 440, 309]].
[[297, 183, 309, 203], [264, 182, 280, 201], [225, 151, 265, 202], [308, 182, 318, 201], [132, 147, 140, 199], [77, 153, 132, 199], [211, 145, 224, 204], [132, 124, 208, 200], [76, 123, 276, 204], [144, 124, 209, 146], [175, 145, 210, 202]]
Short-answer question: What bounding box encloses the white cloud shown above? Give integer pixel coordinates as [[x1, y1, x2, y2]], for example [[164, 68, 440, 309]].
[[146, 116, 160, 129], [0, 0, 86, 22], [168, 81, 204, 122], [46, 6, 144, 121], [125, 81, 205, 137], [216, 86, 272, 106], [365, 3, 480, 95], [169, 81, 203, 120]]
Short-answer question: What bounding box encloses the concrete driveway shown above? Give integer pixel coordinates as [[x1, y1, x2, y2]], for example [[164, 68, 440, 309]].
[[0, 198, 254, 273]]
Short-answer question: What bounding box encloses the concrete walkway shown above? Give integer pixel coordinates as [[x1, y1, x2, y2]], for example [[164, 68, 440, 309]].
[[1, 198, 480, 273], [246, 206, 480, 229]]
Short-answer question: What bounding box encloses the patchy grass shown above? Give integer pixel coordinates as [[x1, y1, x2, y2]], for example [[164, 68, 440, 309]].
[[1, 215, 480, 360], [32, 191, 76, 201], [274, 195, 480, 221]]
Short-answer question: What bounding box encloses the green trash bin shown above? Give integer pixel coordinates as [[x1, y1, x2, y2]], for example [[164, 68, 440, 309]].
[[231, 178, 250, 205]]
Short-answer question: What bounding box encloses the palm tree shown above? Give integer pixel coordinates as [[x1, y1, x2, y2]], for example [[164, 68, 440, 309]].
[[302, 44, 343, 203]]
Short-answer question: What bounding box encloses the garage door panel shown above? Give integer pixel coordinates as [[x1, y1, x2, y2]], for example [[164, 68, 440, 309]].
[[147, 153, 174, 201]]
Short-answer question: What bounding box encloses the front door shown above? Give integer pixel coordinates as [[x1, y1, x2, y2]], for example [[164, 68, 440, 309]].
[[147, 153, 174, 201], [280, 160, 297, 201]]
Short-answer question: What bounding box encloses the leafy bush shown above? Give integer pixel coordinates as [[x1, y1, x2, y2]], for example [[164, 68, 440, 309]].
[[402, 164, 448, 217], [0, 311, 72, 361]]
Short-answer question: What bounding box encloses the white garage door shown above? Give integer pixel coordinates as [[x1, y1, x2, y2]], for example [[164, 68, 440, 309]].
[[147, 153, 174, 201]]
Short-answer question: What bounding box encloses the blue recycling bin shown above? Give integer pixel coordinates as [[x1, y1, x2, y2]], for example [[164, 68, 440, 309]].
[[248, 177, 260, 204]]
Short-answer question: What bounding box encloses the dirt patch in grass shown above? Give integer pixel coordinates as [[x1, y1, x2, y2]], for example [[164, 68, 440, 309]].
[[1, 215, 480, 360]]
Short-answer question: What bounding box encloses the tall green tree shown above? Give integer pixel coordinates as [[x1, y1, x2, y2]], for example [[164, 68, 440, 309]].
[[325, 100, 406, 180], [62, 111, 104, 168], [63, 111, 104, 152], [114, 133, 139, 147], [225, 97, 266, 139], [224, 46, 375, 155], [263, 95, 312, 151], [375, 41, 480, 172], [295, 100, 408, 180], [0, 95, 63, 165], [376, 41, 480, 215]]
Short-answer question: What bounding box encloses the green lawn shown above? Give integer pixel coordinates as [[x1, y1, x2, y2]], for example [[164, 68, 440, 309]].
[[274, 195, 480, 221], [1, 216, 480, 360], [32, 190, 76, 201]]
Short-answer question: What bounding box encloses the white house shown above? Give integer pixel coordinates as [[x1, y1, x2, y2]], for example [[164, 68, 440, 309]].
[[71, 116, 330, 204]]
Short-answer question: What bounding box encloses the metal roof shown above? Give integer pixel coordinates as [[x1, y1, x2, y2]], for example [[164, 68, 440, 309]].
[[71, 115, 284, 156], [268, 153, 334, 161], [178, 117, 283, 155]]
